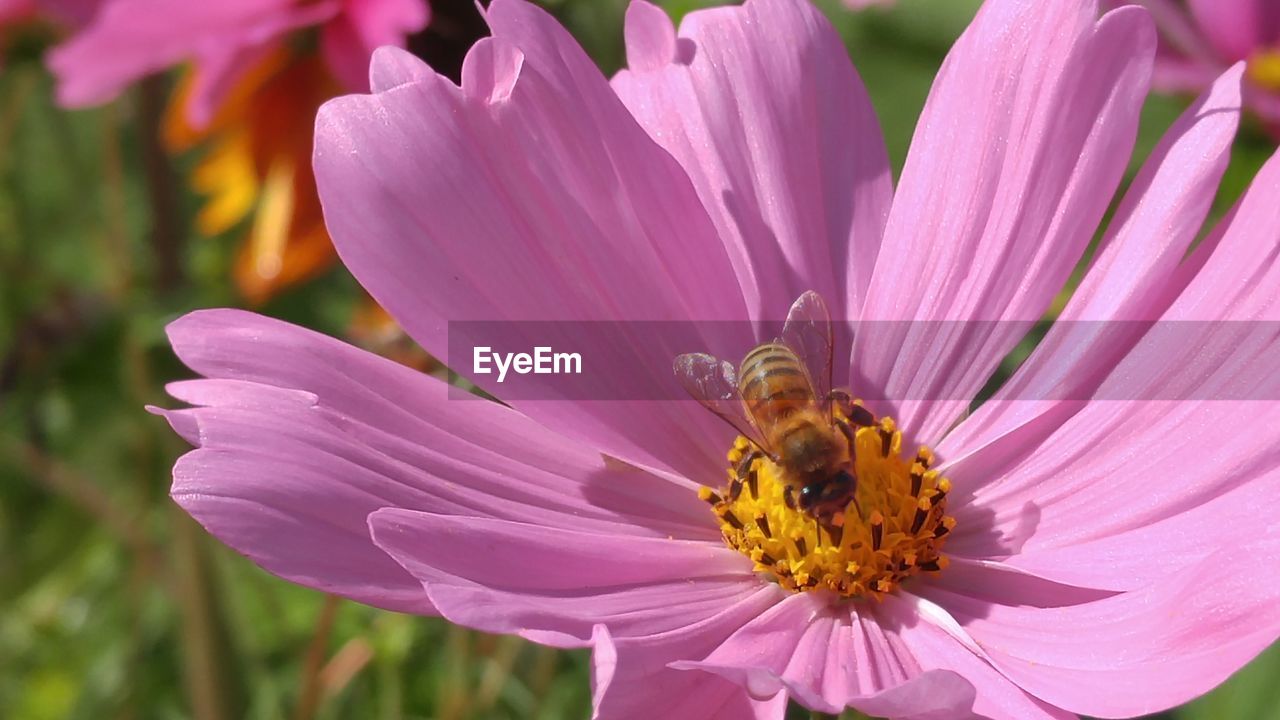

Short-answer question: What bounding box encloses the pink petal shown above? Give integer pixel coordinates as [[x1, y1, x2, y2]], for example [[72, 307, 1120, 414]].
[[1003, 466, 1280, 590], [1188, 0, 1280, 61], [611, 0, 892, 327], [368, 508, 763, 647], [183, 40, 277, 128], [48, 0, 338, 114], [1139, 0, 1221, 63], [1151, 52, 1226, 95], [878, 594, 1078, 720], [321, 0, 429, 92], [313, 3, 757, 482], [368, 45, 431, 91], [160, 309, 717, 613], [926, 531, 1280, 717], [592, 593, 788, 720], [672, 592, 978, 718], [942, 145, 1280, 565], [939, 66, 1244, 471], [0, 0, 32, 24], [852, 1, 1154, 446], [37, 0, 102, 27]]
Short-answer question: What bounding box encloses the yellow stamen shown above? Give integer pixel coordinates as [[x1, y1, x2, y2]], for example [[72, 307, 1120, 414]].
[[1248, 48, 1280, 92], [702, 407, 954, 599]]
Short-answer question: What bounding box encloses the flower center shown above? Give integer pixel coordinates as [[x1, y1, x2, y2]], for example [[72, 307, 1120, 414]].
[[699, 405, 954, 598], [1248, 48, 1280, 92]]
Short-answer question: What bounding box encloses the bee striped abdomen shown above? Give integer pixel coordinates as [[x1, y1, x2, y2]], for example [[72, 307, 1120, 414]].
[[738, 342, 816, 426]]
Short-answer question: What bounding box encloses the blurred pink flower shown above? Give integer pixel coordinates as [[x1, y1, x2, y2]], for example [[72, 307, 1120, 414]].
[[0, 0, 97, 31], [0, 0, 33, 24], [155, 0, 1280, 717], [1120, 0, 1280, 136], [47, 0, 429, 126]]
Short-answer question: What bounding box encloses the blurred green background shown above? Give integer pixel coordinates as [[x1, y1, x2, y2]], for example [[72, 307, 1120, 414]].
[[2, 0, 1278, 718]]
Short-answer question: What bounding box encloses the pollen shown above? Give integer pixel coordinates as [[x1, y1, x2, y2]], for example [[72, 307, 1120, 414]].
[[699, 407, 954, 599], [1248, 48, 1280, 92]]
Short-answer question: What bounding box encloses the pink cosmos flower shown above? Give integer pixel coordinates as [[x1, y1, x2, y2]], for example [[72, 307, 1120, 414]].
[[47, 0, 429, 126], [1119, 0, 1280, 137], [154, 0, 1280, 717]]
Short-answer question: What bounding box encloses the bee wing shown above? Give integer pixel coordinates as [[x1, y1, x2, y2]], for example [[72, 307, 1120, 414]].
[[780, 290, 835, 416], [673, 352, 773, 453]]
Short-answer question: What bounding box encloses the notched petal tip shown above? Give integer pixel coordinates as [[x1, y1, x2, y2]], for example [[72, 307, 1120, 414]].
[[588, 624, 617, 720], [369, 45, 434, 93], [461, 36, 526, 104], [624, 1, 679, 72], [147, 405, 203, 447]]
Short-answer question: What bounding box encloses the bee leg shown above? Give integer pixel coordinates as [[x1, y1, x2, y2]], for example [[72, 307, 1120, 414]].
[[835, 417, 857, 452], [827, 468, 862, 521], [731, 450, 763, 503], [783, 484, 797, 511], [735, 448, 763, 479], [728, 477, 744, 502], [829, 389, 875, 427]]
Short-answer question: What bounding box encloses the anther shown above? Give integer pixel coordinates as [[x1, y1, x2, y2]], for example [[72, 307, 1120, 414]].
[[698, 487, 722, 505], [728, 479, 743, 502], [706, 413, 954, 600], [721, 510, 744, 530], [849, 400, 875, 427], [826, 522, 843, 547], [910, 505, 929, 535], [756, 515, 772, 538]]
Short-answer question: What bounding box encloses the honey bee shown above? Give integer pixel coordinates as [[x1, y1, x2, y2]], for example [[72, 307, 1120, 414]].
[[675, 291, 874, 523]]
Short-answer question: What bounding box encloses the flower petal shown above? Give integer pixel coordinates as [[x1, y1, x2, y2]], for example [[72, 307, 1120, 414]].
[[672, 592, 977, 718], [48, 0, 337, 119], [368, 45, 432, 92], [926, 531, 1280, 717], [313, 2, 755, 482], [853, 1, 1154, 446], [877, 594, 1079, 720], [938, 65, 1244, 469], [368, 508, 763, 647], [320, 0, 429, 92], [612, 0, 892, 327], [592, 594, 788, 720], [1002, 466, 1280, 590], [942, 146, 1280, 565], [1187, 0, 1280, 62], [160, 309, 717, 613]]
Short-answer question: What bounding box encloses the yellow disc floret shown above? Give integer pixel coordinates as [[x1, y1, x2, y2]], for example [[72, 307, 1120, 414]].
[[1249, 48, 1280, 92], [699, 411, 955, 599]]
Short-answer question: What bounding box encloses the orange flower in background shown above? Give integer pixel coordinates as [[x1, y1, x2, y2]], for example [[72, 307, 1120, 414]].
[[49, 0, 430, 302], [346, 299, 438, 372], [164, 48, 342, 303]]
